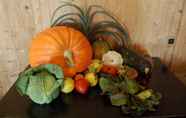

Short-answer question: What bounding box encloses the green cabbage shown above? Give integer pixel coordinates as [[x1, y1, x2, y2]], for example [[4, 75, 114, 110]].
[[16, 64, 64, 104]]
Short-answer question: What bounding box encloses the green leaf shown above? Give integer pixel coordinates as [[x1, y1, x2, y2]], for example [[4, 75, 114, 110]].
[[51, 13, 82, 27], [93, 30, 124, 47], [110, 93, 128, 106], [41, 64, 64, 79], [99, 77, 119, 94], [51, 2, 84, 25], [26, 75, 47, 104], [16, 64, 64, 104], [99, 77, 112, 93], [125, 78, 140, 95], [27, 73, 62, 104], [136, 89, 153, 101], [15, 72, 30, 95]]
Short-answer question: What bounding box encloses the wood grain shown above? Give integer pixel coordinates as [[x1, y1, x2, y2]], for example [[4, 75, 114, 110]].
[[0, 0, 186, 99], [0, 0, 35, 98], [170, 1, 186, 73]]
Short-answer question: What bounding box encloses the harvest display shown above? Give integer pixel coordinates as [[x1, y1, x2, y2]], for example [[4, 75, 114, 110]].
[[16, 3, 161, 116]]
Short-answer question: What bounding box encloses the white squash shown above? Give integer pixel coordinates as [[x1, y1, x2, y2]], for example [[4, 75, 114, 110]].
[[102, 51, 123, 67]]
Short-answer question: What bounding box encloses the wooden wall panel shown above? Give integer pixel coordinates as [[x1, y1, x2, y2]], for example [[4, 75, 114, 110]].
[[0, 0, 35, 98], [170, 0, 186, 84], [171, 1, 186, 73], [0, 0, 186, 99]]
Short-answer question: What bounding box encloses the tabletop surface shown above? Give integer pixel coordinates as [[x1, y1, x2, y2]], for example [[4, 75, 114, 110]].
[[0, 58, 186, 118]]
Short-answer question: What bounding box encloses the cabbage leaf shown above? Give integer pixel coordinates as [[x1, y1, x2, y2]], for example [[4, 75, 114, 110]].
[[16, 64, 64, 104]]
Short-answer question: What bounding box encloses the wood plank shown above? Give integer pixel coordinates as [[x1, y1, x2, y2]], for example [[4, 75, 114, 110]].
[[170, 1, 186, 73], [0, 0, 36, 99]]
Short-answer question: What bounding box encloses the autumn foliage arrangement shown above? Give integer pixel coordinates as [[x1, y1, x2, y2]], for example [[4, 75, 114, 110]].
[[16, 2, 161, 116]]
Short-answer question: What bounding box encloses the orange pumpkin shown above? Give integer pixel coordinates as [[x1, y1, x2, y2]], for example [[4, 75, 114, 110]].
[[29, 26, 93, 77]]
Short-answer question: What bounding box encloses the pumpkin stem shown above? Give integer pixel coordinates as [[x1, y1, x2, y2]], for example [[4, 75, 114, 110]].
[[64, 50, 74, 67]]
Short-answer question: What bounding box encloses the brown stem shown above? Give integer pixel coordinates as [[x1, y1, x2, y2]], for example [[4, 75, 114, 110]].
[[64, 50, 74, 67]]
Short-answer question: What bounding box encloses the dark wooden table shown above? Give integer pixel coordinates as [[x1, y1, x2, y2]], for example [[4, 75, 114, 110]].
[[0, 58, 186, 118]]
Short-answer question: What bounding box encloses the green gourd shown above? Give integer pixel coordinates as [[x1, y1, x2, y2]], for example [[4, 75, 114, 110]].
[[93, 40, 111, 59]]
